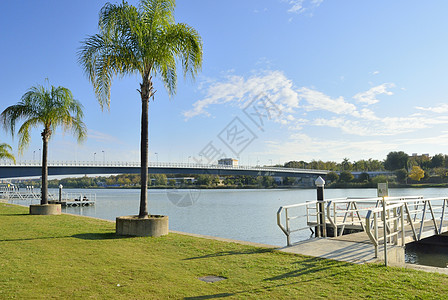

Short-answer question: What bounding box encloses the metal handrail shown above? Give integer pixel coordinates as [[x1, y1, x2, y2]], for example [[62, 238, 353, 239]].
[[0, 160, 330, 175], [277, 196, 444, 246], [365, 197, 448, 265]]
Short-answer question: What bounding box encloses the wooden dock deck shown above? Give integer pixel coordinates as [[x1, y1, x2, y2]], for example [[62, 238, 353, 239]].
[[48, 199, 95, 207]]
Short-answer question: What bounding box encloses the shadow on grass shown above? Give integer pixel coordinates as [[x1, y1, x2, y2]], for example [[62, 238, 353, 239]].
[[0, 232, 132, 242], [0, 236, 69, 242], [71, 233, 132, 240], [184, 248, 275, 260], [185, 258, 348, 299], [265, 256, 347, 281], [184, 293, 234, 299], [0, 213, 29, 216]]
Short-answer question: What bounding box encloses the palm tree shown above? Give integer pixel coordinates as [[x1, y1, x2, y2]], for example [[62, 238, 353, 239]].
[[78, 0, 202, 219], [1, 83, 86, 205], [0, 143, 15, 163]]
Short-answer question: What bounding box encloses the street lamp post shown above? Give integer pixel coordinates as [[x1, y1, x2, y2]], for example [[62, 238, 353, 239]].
[[94, 152, 96, 163], [155, 152, 158, 164], [102, 150, 105, 164]]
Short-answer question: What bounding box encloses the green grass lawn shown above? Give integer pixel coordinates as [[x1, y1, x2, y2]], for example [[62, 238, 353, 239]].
[[1, 203, 448, 299]]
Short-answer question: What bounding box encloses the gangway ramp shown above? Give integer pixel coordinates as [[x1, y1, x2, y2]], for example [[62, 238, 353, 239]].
[[277, 196, 448, 265]]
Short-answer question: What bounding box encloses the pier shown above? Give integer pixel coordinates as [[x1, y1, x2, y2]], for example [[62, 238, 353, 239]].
[[277, 183, 448, 266], [0, 185, 95, 207]]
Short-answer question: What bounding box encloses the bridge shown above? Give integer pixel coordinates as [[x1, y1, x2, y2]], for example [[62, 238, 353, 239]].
[[277, 196, 448, 266], [0, 161, 329, 179]]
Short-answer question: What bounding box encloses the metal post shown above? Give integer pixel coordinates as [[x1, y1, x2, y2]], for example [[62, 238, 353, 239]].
[[285, 209, 291, 246], [383, 197, 388, 267], [315, 176, 326, 237], [401, 205, 405, 246], [59, 184, 63, 202]]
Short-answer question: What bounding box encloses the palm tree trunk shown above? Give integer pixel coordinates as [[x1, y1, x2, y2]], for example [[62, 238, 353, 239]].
[[41, 131, 49, 205], [139, 80, 150, 219]]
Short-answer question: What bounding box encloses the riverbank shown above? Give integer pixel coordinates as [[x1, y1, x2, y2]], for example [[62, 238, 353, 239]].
[[1, 203, 448, 298], [46, 183, 448, 190]]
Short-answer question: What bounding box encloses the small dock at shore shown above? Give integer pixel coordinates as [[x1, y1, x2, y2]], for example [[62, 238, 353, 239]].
[[1, 185, 95, 207], [48, 198, 95, 207], [277, 180, 448, 266]]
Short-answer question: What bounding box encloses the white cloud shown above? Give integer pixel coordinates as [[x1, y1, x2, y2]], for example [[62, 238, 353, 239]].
[[299, 87, 358, 115], [264, 133, 397, 161], [186, 69, 448, 143], [352, 83, 395, 105], [88, 129, 122, 144], [372, 71, 380, 75], [183, 70, 300, 120], [415, 103, 448, 114], [399, 132, 448, 146], [314, 114, 448, 137], [285, 0, 323, 15]]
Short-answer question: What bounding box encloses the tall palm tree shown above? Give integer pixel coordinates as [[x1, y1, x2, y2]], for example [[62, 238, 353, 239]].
[[1, 83, 86, 205], [0, 143, 15, 163], [78, 0, 203, 219]]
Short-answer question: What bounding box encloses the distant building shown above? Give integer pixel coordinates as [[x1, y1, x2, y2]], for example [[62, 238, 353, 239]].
[[218, 158, 238, 166]]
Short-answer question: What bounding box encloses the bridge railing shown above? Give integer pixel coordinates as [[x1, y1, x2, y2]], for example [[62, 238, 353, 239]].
[[0, 160, 329, 174], [277, 198, 350, 246], [365, 197, 448, 259], [277, 196, 445, 247]]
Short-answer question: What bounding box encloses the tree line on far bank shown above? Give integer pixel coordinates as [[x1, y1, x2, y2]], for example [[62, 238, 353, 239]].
[[19, 174, 286, 189], [282, 151, 448, 172], [285, 151, 448, 187]]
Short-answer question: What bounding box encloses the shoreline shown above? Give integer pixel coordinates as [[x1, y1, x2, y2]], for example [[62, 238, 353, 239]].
[[43, 183, 448, 190], [5, 201, 447, 274]]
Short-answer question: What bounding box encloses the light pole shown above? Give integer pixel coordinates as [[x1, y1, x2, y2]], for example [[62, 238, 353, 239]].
[[33, 150, 36, 161], [188, 156, 191, 164], [269, 159, 273, 166], [94, 152, 96, 163], [38, 149, 41, 163], [102, 150, 105, 163], [155, 152, 158, 163]]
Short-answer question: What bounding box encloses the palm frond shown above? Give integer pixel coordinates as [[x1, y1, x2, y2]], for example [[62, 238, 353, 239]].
[[163, 23, 203, 80], [140, 0, 175, 29], [0, 143, 16, 163], [1, 82, 87, 153]]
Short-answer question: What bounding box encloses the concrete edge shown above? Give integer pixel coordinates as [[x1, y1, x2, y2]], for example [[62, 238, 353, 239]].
[[403, 263, 448, 275], [169, 230, 279, 249]]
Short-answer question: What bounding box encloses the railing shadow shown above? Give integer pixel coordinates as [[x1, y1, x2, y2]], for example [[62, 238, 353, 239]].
[[265, 256, 345, 281], [183, 248, 275, 260]]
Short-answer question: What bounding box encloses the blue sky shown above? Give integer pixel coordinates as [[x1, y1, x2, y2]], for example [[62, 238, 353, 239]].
[[1, 0, 448, 166]]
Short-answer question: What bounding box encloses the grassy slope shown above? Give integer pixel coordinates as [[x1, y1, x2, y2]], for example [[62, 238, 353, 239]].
[[1, 203, 448, 299]]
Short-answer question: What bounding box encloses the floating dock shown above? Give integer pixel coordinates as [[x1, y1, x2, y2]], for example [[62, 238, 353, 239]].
[[1, 185, 95, 207], [48, 199, 95, 207]]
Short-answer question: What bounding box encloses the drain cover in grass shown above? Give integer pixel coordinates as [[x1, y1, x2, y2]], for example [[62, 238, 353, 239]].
[[198, 275, 226, 283]]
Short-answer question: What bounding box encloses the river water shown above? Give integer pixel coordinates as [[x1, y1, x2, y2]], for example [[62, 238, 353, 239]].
[[11, 187, 448, 268]]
